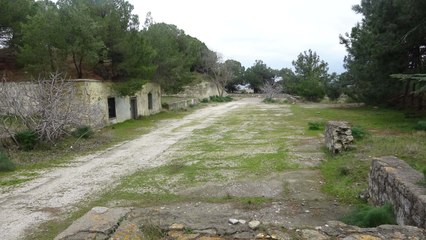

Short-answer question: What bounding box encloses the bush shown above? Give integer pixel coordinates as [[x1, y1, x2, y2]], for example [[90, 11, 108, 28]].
[[209, 95, 233, 102], [414, 121, 426, 131], [201, 98, 209, 103], [15, 130, 38, 151], [263, 98, 278, 104], [72, 126, 94, 139], [161, 103, 169, 109], [0, 151, 15, 172], [308, 121, 324, 130], [341, 203, 396, 227], [351, 126, 369, 139]]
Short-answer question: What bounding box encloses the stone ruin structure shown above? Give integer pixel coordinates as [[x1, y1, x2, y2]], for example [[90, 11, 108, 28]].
[[368, 156, 426, 228], [325, 121, 354, 154]]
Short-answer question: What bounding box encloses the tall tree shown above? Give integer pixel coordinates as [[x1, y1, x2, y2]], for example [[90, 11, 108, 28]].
[[245, 60, 275, 93], [58, 0, 104, 78], [340, 0, 426, 105], [291, 49, 329, 101], [0, 0, 36, 48], [18, 1, 67, 74]]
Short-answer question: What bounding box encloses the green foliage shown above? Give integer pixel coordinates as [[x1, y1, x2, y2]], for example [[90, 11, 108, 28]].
[[201, 98, 209, 103], [72, 126, 94, 139], [263, 98, 278, 104], [341, 203, 396, 227], [139, 223, 166, 240], [15, 130, 37, 151], [112, 79, 147, 96], [351, 126, 369, 140], [414, 121, 426, 131], [0, 151, 15, 172], [0, 0, 36, 48], [324, 73, 343, 100], [245, 60, 275, 93], [287, 49, 330, 102], [209, 95, 233, 102], [340, 0, 426, 105], [308, 121, 324, 130], [142, 23, 207, 93]]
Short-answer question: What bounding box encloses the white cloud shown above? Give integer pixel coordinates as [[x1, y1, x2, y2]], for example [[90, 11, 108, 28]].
[[130, 0, 362, 73]]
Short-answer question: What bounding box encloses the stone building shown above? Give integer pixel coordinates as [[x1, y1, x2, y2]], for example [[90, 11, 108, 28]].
[[0, 79, 162, 128], [73, 79, 162, 126]]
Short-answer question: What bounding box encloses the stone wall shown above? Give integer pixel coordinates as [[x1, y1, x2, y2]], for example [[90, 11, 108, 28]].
[[0, 80, 162, 128], [368, 156, 426, 228], [165, 98, 199, 111], [176, 81, 223, 99], [324, 121, 354, 153]]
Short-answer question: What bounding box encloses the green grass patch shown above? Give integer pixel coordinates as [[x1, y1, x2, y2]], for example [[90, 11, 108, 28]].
[[341, 203, 396, 227], [0, 151, 15, 172], [287, 104, 426, 203], [308, 121, 324, 130], [209, 95, 233, 102], [415, 120, 426, 131]]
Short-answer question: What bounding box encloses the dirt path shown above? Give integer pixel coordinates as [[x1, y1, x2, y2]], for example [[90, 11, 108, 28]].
[[0, 99, 258, 240]]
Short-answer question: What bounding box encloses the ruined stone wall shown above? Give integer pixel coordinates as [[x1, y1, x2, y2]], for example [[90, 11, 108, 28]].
[[368, 156, 426, 228], [324, 121, 354, 153], [176, 81, 223, 99], [165, 98, 199, 111]]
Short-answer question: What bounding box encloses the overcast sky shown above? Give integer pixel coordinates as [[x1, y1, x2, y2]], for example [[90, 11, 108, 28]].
[[129, 0, 362, 73]]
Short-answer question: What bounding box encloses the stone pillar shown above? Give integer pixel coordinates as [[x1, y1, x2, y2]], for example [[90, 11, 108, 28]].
[[325, 121, 354, 154]]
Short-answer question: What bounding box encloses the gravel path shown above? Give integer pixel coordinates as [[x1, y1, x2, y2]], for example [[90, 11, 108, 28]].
[[0, 99, 258, 240]]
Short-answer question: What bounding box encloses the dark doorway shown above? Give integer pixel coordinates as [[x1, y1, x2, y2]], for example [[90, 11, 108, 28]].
[[148, 92, 153, 110], [130, 97, 138, 119], [107, 97, 116, 118]]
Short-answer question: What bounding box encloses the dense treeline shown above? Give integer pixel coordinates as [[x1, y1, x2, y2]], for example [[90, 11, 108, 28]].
[[0, 0, 243, 94], [2, 0, 424, 104], [340, 0, 426, 108]]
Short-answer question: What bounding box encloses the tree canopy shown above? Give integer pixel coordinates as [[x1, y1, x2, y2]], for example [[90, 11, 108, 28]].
[[340, 0, 426, 106]]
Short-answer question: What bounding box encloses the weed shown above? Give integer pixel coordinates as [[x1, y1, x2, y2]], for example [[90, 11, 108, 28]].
[[72, 126, 94, 139], [15, 130, 38, 151], [209, 95, 233, 102], [308, 121, 324, 130], [140, 223, 166, 240], [414, 121, 426, 131], [341, 203, 396, 227], [0, 151, 15, 172], [338, 166, 351, 176], [263, 98, 278, 104], [161, 102, 169, 109], [351, 126, 369, 140]]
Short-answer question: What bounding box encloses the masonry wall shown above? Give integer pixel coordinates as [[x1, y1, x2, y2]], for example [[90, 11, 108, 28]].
[[368, 156, 426, 228], [1, 80, 162, 128], [74, 80, 162, 126], [176, 81, 222, 99]]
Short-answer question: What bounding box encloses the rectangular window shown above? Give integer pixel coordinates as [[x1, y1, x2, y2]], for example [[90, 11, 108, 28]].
[[107, 97, 116, 118]]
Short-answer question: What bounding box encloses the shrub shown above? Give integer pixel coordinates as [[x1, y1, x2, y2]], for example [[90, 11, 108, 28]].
[[15, 130, 38, 151], [351, 126, 369, 139], [414, 121, 426, 131], [201, 98, 209, 103], [72, 126, 94, 139], [0, 151, 15, 172], [209, 95, 233, 102], [161, 103, 169, 109], [263, 98, 278, 104], [308, 121, 324, 130], [341, 203, 396, 227]]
